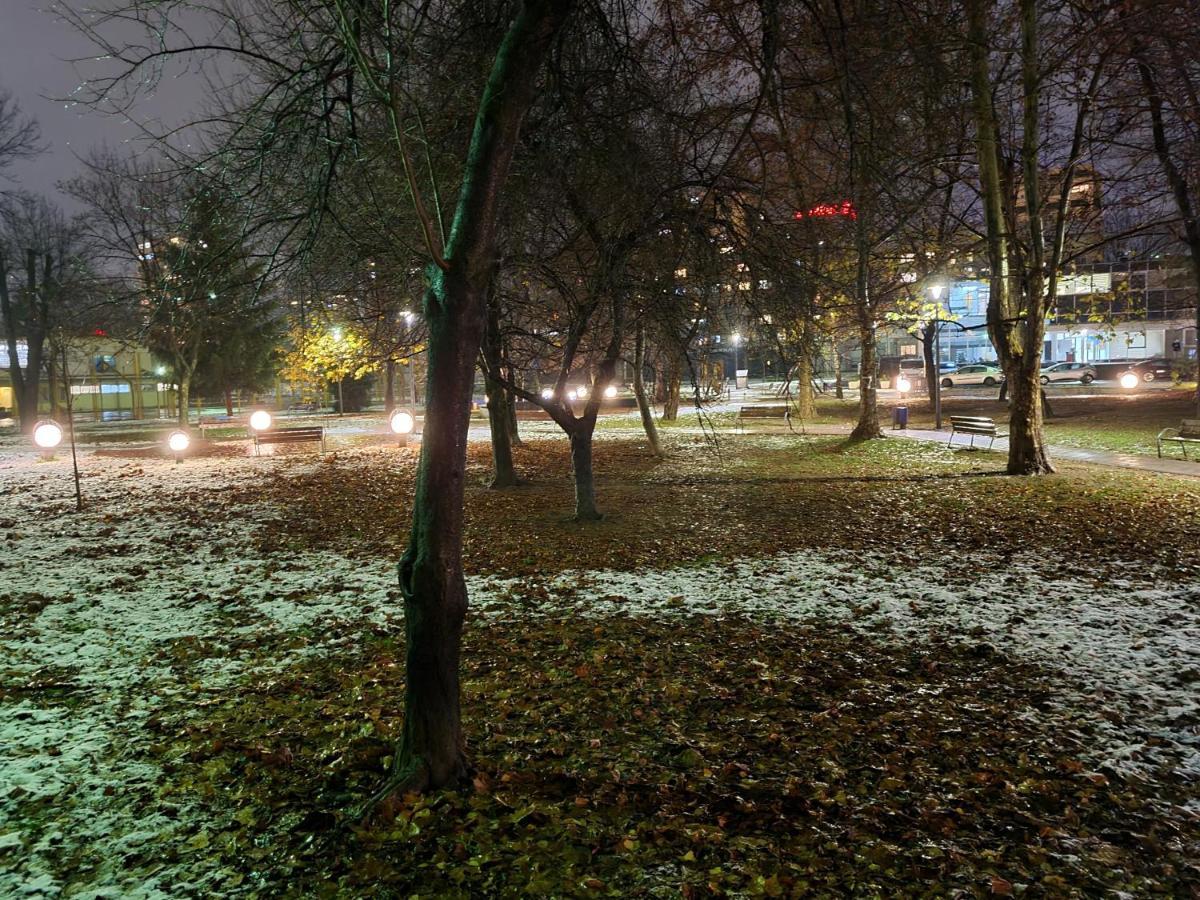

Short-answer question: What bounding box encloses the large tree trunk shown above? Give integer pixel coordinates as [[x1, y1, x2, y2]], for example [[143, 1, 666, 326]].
[[1007, 364, 1052, 474], [384, 359, 396, 413], [921, 327, 936, 404], [662, 350, 682, 421], [177, 374, 191, 427], [632, 321, 664, 458], [793, 352, 815, 420], [850, 318, 882, 440], [483, 294, 520, 487], [224, 387, 234, 417], [568, 425, 602, 521], [364, 0, 573, 811]]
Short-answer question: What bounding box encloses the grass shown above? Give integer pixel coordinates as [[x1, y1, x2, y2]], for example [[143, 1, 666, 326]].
[[227, 433, 1200, 579], [6, 432, 1200, 896]]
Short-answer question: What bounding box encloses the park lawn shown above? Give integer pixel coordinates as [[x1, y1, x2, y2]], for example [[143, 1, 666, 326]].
[[895, 388, 1199, 457], [2, 435, 1199, 897], [230, 434, 1200, 577]]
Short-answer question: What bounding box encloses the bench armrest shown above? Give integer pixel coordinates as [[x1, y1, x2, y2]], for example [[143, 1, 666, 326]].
[[1157, 427, 1181, 440]]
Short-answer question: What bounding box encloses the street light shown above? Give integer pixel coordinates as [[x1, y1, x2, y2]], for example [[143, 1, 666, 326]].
[[1120, 371, 1140, 390], [929, 284, 945, 429], [603, 384, 618, 399], [166, 429, 190, 464], [33, 420, 63, 450], [249, 409, 273, 431], [390, 409, 415, 447]]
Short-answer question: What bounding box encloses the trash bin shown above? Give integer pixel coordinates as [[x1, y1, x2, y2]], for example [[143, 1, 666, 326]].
[[892, 405, 909, 429]]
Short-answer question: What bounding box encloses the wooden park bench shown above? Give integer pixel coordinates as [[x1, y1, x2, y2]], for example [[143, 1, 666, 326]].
[[947, 416, 1005, 450], [1157, 419, 1200, 459], [736, 405, 791, 429], [252, 426, 325, 456]]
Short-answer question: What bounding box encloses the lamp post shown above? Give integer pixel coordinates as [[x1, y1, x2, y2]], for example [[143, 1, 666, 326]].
[[732, 332, 743, 392], [929, 284, 944, 430], [331, 327, 346, 416]]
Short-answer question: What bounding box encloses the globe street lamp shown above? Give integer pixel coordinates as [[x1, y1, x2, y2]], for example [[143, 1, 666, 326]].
[[249, 409, 273, 432], [32, 420, 63, 451], [1120, 371, 1140, 390], [390, 408, 415, 447], [166, 429, 191, 464]]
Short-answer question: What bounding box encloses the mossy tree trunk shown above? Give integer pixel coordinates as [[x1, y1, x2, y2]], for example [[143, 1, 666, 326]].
[[366, 0, 574, 809]]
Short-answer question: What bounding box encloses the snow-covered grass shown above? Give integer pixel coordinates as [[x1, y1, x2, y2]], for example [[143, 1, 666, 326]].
[[1, 445, 1197, 894]]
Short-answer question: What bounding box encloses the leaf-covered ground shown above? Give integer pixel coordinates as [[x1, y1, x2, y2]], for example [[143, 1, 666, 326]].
[[1, 433, 1198, 897]]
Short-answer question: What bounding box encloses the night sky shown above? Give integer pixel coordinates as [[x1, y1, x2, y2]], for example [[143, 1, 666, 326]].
[[0, 1, 207, 206]]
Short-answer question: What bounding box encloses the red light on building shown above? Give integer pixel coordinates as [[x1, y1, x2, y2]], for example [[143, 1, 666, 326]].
[[793, 201, 857, 221], [93, 328, 108, 337]]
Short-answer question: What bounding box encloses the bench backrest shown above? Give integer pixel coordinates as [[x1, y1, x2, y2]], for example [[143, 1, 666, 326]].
[[739, 405, 789, 417], [949, 416, 997, 433], [1180, 419, 1200, 438], [255, 427, 324, 443]]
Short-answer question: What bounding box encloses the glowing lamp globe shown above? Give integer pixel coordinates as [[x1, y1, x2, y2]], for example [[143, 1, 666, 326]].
[[604, 385, 618, 399], [249, 410, 272, 431], [540, 388, 554, 400], [32, 420, 63, 449], [390, 410, 415, 435], [1119, 371, 1139, 390], [576, 386, 588, 398], [167, 430, 191, 453], [896, 376, 912, 393]]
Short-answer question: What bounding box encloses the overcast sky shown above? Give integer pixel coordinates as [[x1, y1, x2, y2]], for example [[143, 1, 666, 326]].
[[0, 1, 209, 207]]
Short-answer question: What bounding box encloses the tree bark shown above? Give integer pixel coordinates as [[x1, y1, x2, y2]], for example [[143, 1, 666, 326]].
[[569, 426, 602, 520], [384, 358, 396, 413], [224, 387, 234, 417], [506, 384, 522, 447], [794, 352, 815, 420], [850, 317, 882, 440], [177, 373, 191, 427], [921, 327, 936, 404], [483, 291, 520, 487], [1007, 365, 1052, 474], [662, 350, 682, 421], [368, 0, 573, 808], [632, 320, 664, 458]]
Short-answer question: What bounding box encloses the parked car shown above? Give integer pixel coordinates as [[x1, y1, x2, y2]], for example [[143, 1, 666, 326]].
[[940, 364, 1002, 388], [1126, 357, 1174, 383], [1040, 362, 1096, 384]]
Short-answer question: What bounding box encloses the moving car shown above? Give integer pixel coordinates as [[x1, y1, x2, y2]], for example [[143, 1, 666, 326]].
[[1040, 362, 1096, 384], [1125, 358, 1174, 383], [940, 364, 1002, 388]]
